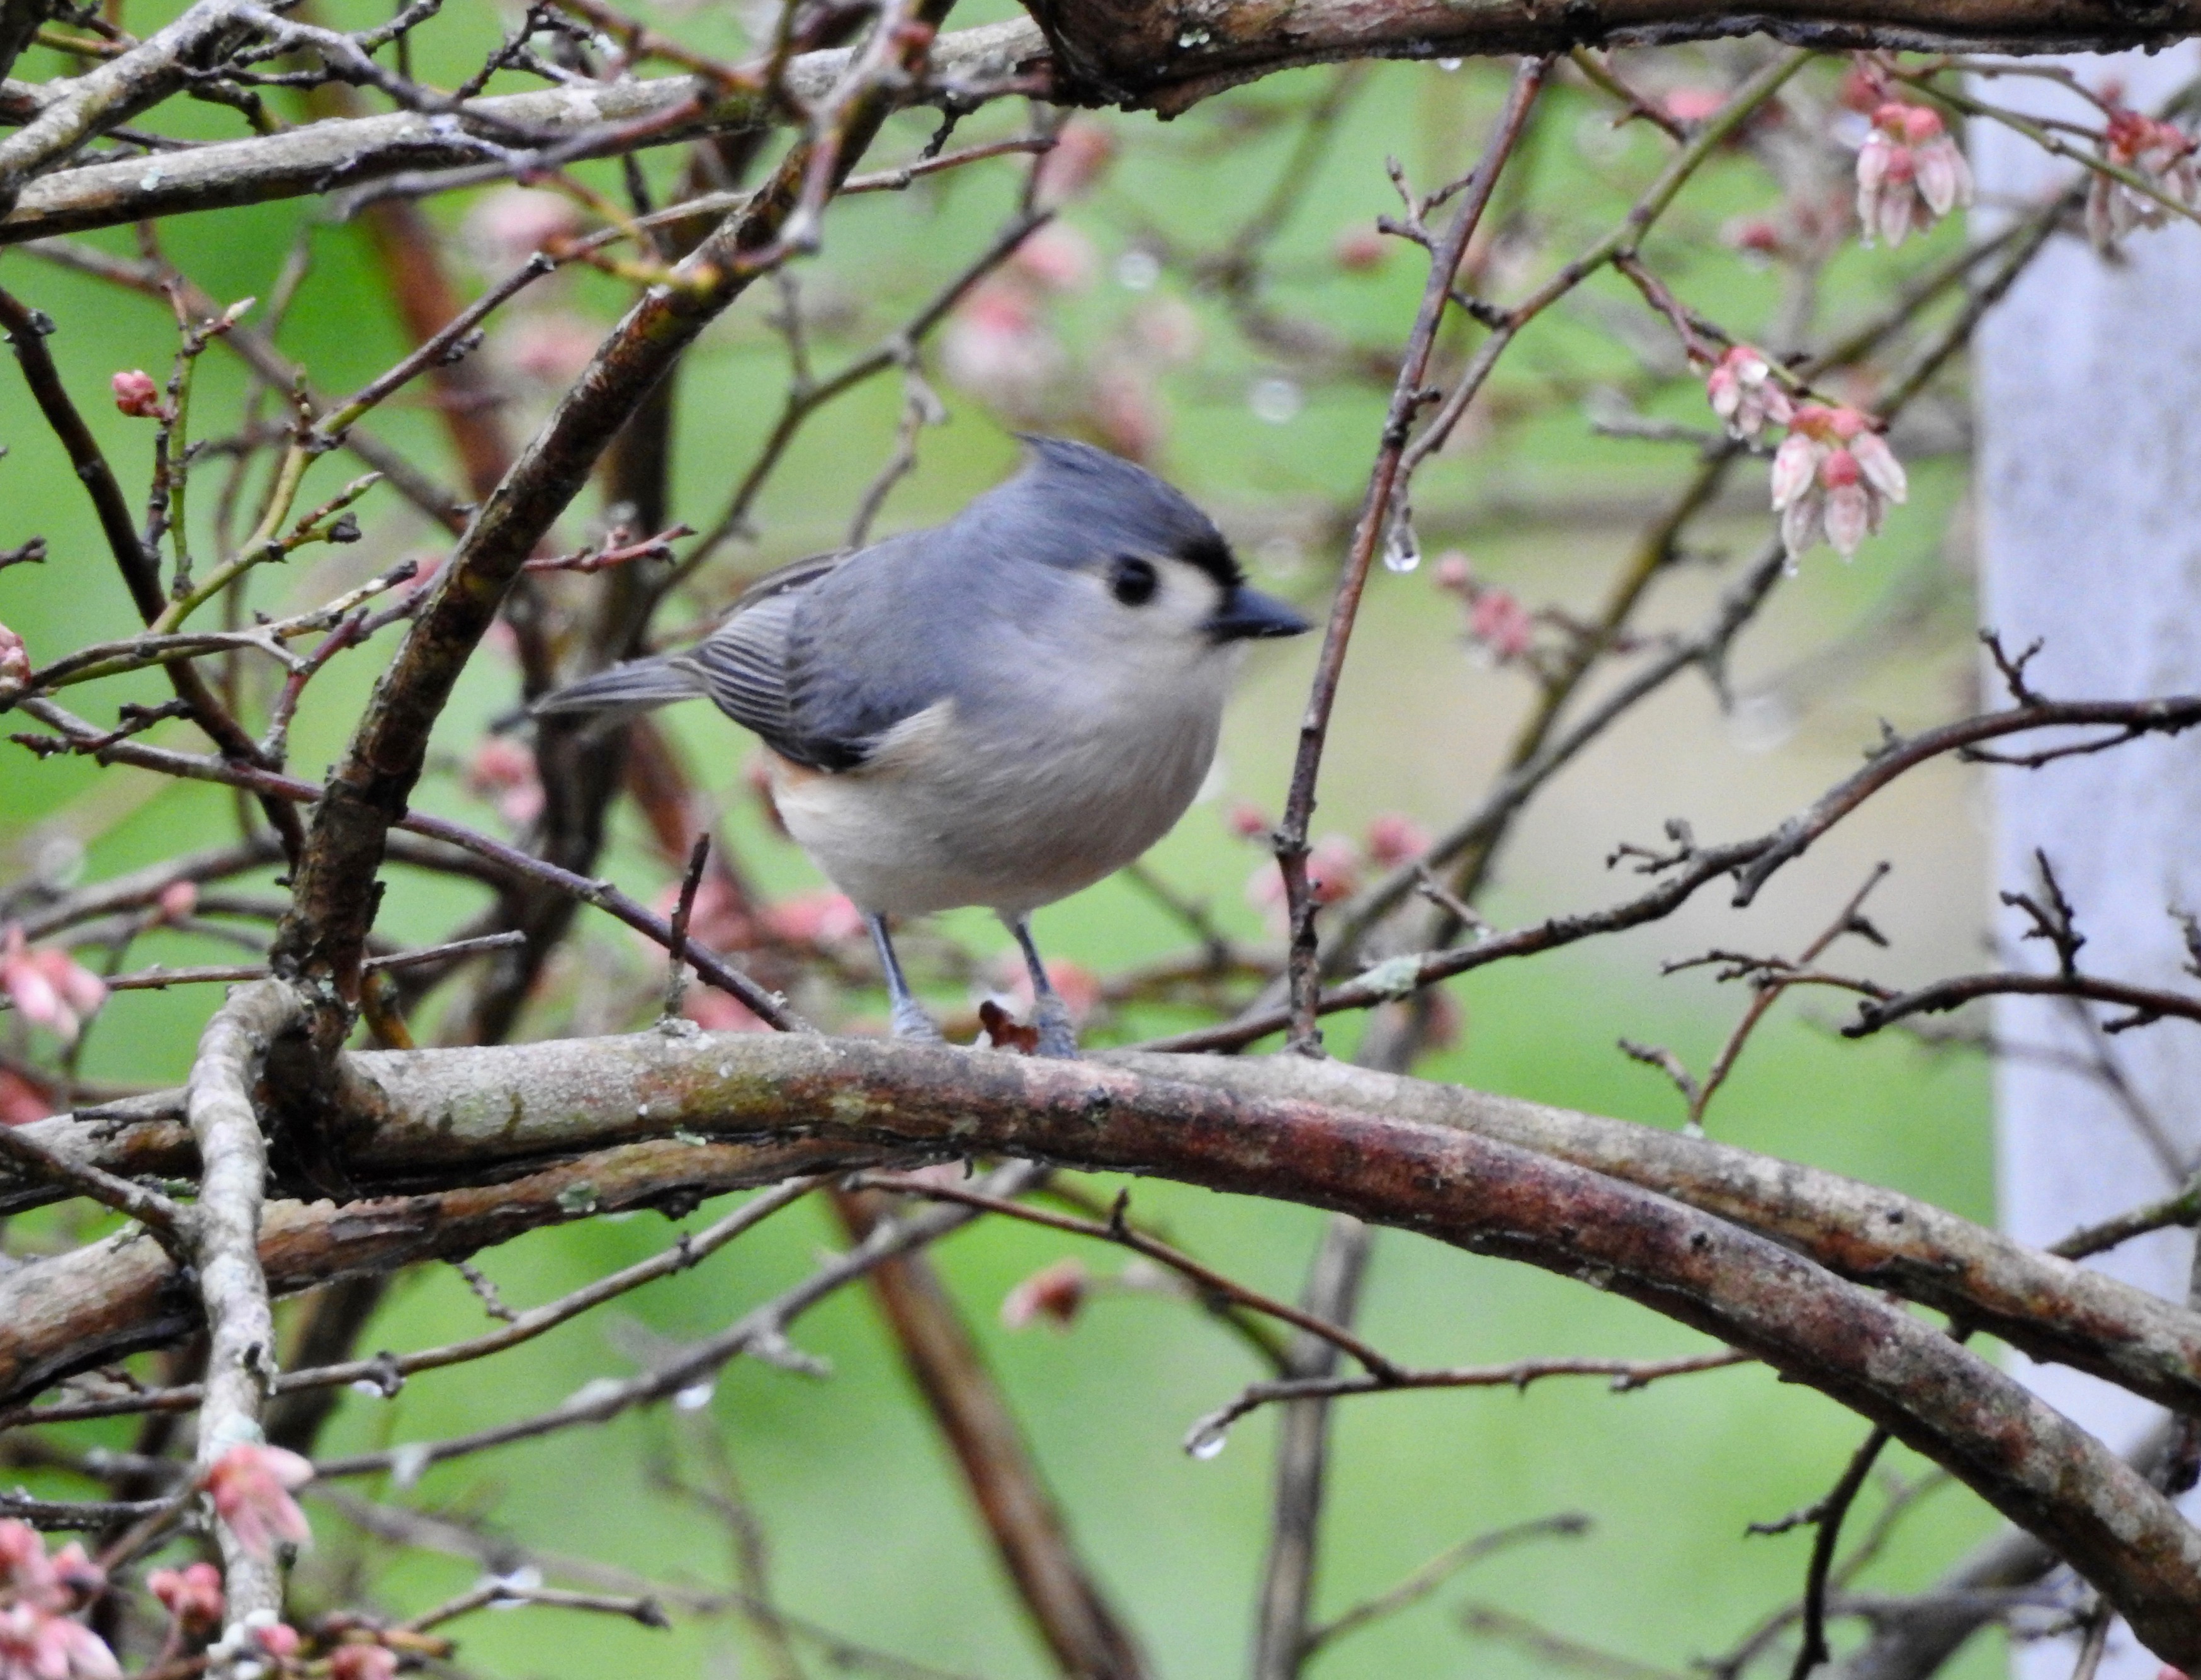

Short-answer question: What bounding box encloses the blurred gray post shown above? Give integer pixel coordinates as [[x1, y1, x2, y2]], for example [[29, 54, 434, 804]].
[[1970, 43, 2201, 1679]]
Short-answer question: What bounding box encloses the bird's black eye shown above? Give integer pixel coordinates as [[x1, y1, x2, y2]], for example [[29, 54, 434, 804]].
[[1110, 556, 1159, 606]]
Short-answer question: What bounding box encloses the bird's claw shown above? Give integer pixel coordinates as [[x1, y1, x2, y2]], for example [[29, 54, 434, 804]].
[[1032, 996, 1080, 1060], [890, 997, 946, 1044]]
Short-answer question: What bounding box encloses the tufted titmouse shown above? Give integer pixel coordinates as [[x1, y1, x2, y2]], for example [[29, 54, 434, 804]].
[[536, 436, 1310, 1055]]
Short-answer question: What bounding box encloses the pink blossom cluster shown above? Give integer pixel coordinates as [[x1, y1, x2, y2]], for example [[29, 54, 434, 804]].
[[1855, 101, 1971, 247], [1702, 344, 1793, 443], [201, 1442, 314, 1562], [2087, 108, 2200, 254], [1, 927, 108, 1044], [0, 1521, 117, 1680], [145, 1562, 223, 1634], [1770, 403, 1908, 560], [1432, 554, 1535, 663]]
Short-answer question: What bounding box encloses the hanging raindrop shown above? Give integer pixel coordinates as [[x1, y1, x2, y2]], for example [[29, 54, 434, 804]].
[[1381, 503, 1422, 574]]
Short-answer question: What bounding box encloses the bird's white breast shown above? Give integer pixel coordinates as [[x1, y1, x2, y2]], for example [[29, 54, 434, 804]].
[[769, 648, 1235, 919]]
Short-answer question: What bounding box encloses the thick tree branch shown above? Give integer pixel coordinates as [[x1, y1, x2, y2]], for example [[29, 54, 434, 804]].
[[183, 979, 301, 1643], [1, 1035, 2198, 1659]]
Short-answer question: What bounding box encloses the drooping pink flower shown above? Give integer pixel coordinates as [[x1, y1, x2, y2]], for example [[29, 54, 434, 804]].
[[0, 623, 28, 696], [1855, 102, 1971, 247], [463, 737, 545, 829], [761, 891, 864, 947], [1770, 403, 1906, 560], [146, 1562, 223, 1633], [2086, 108, 2200, 255], [0, 1526, 117, 1680], [328, 1643, 399, 1680], [1364, 814, 1430, 869], [1, 927, 108, 1044], [201, 1443, 314, 1562], [1703, 344, 1794, 443], [1001, 1258, 1090, 1329], [0, 1603, 120, 1680], [0, 1523, 56, 1606], [110, 370, 162, 419]]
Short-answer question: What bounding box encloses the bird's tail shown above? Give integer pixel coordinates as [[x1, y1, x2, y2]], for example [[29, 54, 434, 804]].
[[531, 656, 703, 719]]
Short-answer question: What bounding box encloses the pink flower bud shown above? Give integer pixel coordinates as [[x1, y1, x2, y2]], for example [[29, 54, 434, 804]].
[[1225, 802, 1272, 840], [1002, 1258, 1090, 1329], [1769, 434, 1820, 510], [1468, 590, 1535, 662], [0, 1070, 49, 1126], [254, 1620, 302, 1659], [1848, 429, 1908, 502], [1662, 87, 1725, 125], [1306, 835, 1362, 905], [1432, 552, 1474, 594], [0, 621, 26, 693], [1332, 225, 1389, 272], [153, 881, 198, 925], [1364, 813, 1430, 869], [330, 1643, 400, 1680], [148, 1561, 224, 1632], [1, 927, 107, 1044], [110, 369, 161, 419]]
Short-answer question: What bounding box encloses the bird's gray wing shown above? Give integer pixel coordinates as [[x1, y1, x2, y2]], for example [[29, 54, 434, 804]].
[[684, 548, 956, 772], [673, 552, 847, 761], [777, 533, 965, 771]]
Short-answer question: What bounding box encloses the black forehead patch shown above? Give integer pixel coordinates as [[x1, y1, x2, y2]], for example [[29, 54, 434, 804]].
[[1176, 529, 1243, 590], [959, 435, 1242, 588]]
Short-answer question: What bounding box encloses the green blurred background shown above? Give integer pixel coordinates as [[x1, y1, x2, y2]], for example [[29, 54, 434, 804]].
[[0, 15, 2005, 1674]]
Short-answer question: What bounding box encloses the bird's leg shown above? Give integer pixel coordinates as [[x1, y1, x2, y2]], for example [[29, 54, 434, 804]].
[[1007, 915, 1080, 1059], [866, 913, 943, 1044]]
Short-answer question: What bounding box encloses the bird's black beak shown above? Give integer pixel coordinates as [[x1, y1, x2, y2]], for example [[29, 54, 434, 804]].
[[1208, 586, 1311, 643]]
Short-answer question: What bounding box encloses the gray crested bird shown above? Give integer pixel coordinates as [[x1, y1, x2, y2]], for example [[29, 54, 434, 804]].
[[535, 436, 1311, 1056]]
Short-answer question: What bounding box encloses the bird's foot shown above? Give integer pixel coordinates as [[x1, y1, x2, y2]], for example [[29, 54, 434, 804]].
[[890, 996, 946, 1044], [1031, 995, 1080, 1060]]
